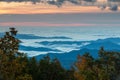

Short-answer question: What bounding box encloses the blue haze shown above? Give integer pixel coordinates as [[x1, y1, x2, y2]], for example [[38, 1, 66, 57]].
[[1, 26, 120, 69], [0, 26, 120, 55]]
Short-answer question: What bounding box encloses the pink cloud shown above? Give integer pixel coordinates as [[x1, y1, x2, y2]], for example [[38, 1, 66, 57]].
[[0, 22, 94, 27]]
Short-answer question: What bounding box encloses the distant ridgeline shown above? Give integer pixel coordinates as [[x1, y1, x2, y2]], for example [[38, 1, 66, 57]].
[[1, 32, 120, 69], [0, 33, 72, 39], [28, 37, 120, 69]]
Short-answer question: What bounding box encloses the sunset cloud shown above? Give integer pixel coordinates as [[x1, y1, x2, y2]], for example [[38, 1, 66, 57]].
[[0, 0, 120, 15], [0, 22, 95, 27], [0, 1, 120, 14], [1, 21, 120, 27]]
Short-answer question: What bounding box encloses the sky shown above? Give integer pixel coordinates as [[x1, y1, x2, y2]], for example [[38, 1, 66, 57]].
[[0, 0, 120, 27], [0, 0, 120, 14]]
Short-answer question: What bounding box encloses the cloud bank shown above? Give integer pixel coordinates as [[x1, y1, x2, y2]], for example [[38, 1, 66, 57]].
[[0, 0, 96, 4], [1, 0, 120, 4], [0, 0, 120, 11]]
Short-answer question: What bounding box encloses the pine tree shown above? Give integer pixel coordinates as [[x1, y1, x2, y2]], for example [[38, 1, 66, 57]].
[[74, 48, 120, 80], [0, 28, 32, 80]]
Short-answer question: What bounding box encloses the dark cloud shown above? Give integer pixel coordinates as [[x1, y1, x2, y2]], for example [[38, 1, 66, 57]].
[[98, 4, 118, 11], [84, 0, 96, 2], [46, 0, 82, 7], [0, 0, 96, 5], [99, 5, 107, 10], [108, 0, 120, 2], [109, 5, 118, 11], [0, 0, 40, 4], [47, 0, 65, 7], [1, 0, 120, 3], [68, 0, 79, 4]]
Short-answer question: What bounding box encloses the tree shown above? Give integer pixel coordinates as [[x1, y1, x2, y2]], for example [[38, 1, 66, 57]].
[[26, 55, 76, 80], [27, 57, 38, 80], [0, 28, 32, 80], [98, 47, 120, 80], [37, 56, 68, 80], [74, 47, 120, 80], [74, 53, 96, 80], [74, 54, 86, 80]]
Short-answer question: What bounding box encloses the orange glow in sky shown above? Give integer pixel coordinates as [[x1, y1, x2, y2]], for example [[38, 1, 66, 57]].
[[0, 2, 118, 14]]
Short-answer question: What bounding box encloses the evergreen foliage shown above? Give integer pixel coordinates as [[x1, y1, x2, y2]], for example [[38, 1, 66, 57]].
[[74, 47, 120, 80], [0, 28, 32, 80]]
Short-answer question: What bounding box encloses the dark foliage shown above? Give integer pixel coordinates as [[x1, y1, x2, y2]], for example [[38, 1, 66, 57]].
[[0, 28, 76, 80], [74, 47, 120, 80]]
